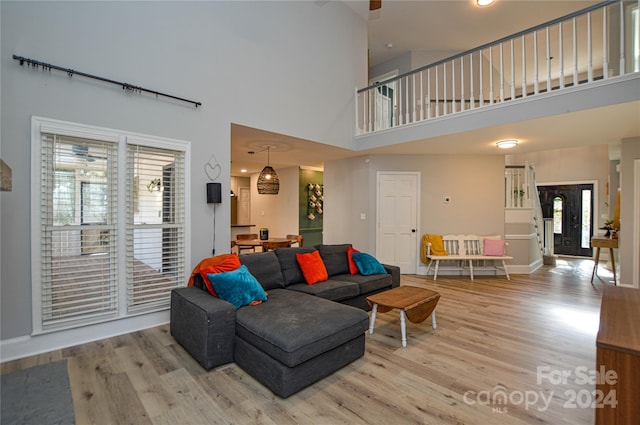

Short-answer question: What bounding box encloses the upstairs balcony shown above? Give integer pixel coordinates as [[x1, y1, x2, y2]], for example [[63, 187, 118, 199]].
[[355, 0, 639, 137]]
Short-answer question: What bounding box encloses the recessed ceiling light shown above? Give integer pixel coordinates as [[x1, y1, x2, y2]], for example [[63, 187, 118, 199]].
[[496, 139, 518, 149], [240, 168, 247, 173], [477, 0, 495, 6]]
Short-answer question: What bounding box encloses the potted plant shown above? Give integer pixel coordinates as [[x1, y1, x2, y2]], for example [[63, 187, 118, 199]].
[[601, 219, 614, 237]]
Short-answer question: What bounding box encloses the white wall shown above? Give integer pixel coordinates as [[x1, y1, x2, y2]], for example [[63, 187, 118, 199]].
[[249, 166, 300, 238], [324, 154, 506, 259], [323, 156, 372, 249], [0, 1, 367, 347]]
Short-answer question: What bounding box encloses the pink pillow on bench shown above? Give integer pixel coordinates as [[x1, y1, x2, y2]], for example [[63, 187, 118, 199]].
[[483, 238, 506, 256]]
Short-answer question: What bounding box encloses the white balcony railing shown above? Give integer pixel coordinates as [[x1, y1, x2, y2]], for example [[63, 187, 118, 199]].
[[356, 0, 639, 135], [505, 163, 545, 256]]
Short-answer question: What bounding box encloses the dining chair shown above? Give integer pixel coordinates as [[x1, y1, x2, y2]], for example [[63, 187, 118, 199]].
[[236, 233, 259, 254], [286, 234, 303, 247], [261, 240, 292, 251]]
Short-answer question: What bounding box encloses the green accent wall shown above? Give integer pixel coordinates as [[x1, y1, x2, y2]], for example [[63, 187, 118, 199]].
[[299, 169, 323, 247]]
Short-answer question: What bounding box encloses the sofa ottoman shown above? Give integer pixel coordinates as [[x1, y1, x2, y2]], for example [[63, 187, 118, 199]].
[[233, 289, 369, 398], [170, 286, 236, 370]]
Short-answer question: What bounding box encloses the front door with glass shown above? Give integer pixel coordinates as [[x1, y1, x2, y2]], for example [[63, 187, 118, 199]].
[[538, 184, 594, 257]]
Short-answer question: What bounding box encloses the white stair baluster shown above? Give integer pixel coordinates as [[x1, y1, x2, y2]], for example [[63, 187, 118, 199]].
[[573, 17, 579, 85], [443, 62, 448, 115], [534, 30, 539, 94], [412, 73, 416, 123], [499, 43, 504, 102], [435, 65, 440, 117], [619, 1, 625, 75], [377, 84, 382, 129], [419, 71, 424, 121], [427, 68, 432, 119], [489, 45, 494, 104], [510, 39, 515, 100], [588, 12, 593, 82], [460, 56, 465, 111], [479, 50, 484, 106], [405, 75, 409, 124], [397, 78, 402, 126], [546, 27, 551, 92], [470, 53, 475, 108], [603, 7, 608, 79], [368, 88, 373, 132], [522, 36, 527, 98], [452, 60, 457, 113], [559, 22, 565, 88], [355, 88, 359, 135], [394, 78, 399, 127]]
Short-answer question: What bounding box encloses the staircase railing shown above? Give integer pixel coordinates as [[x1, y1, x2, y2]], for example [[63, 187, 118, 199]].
[[505, 164, 545, 257], [505, 165, 531, 209], [356, 0, 638, 135]]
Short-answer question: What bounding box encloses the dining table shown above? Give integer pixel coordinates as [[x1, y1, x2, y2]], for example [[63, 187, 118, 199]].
[[234, 237, 293, 252]]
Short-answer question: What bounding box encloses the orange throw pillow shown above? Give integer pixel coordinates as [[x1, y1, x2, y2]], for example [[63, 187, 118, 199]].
[[347, 246, 360, 274], [296, 251, 329, 285], [199, 253, 241, 296]]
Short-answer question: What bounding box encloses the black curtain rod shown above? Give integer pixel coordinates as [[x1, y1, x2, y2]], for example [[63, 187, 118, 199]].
[[12, 55, 202, 108]]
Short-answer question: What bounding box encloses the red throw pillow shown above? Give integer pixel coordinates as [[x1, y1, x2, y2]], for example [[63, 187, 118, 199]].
[[296, 251, 329, 285], [199, 253, 241, 296], [347, 246, 360, 274]]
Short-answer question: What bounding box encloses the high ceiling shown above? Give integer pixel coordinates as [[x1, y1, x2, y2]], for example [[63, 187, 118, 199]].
[[363, 0, 600, 68], [231, 0, 637, 176]]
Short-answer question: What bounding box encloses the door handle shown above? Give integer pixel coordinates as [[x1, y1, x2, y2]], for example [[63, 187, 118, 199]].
[[412, 229, 416, 233]]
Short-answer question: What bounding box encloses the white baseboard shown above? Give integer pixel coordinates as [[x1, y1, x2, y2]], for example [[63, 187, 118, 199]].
[[506, 258, 543, 274], [1, 311, 169, 363]]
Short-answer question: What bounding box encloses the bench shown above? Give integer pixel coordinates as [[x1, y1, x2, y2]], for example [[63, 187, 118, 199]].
[[422, 234, 513, 281]]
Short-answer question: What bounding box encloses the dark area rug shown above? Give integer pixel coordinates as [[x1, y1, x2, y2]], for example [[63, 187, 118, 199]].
[[1, 359, 75, 425]]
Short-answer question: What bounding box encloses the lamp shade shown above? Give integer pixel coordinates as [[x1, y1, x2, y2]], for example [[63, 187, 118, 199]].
[[257, 166, 279, 194]]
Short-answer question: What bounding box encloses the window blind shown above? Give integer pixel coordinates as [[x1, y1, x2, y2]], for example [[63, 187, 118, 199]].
[[40, 133, 118, 329], [126, 144, 185, 313]]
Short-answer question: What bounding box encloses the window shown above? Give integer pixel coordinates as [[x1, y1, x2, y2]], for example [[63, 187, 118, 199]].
[[553, 196, 563, 234], [32, 117, 189, 333], [126, 143, 185, 313], [581, 189, 592, 249]]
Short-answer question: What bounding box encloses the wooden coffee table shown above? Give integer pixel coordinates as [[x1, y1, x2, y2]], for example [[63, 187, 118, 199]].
[[366, 286, 440, 347]]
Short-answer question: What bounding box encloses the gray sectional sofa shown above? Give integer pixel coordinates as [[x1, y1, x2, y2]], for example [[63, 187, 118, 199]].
[[170, 244, 400, 398]]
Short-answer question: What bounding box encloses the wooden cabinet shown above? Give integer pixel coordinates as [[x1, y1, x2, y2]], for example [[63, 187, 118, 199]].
[[595, 286, 640, 425]]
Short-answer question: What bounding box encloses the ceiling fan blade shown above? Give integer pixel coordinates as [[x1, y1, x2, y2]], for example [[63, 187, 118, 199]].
[[370, 0, 381, 11]]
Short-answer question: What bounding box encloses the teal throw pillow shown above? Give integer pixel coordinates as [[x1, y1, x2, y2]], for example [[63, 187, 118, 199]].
[[207, 265, 267, 309], [351, 252, 387, 276]]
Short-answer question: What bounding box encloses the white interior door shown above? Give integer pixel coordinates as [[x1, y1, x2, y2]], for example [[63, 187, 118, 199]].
[[238, 187, 251, 225], [376, 172, 419, 273]]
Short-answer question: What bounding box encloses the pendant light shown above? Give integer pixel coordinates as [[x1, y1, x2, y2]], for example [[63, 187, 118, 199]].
[[257, 146, 279, 194]]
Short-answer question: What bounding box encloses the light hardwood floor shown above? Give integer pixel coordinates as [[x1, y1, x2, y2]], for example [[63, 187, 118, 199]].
[[2, 258, 614, 425]]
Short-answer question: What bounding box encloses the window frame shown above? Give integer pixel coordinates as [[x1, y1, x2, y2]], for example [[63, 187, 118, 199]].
[[31, 116, 191, 335]]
